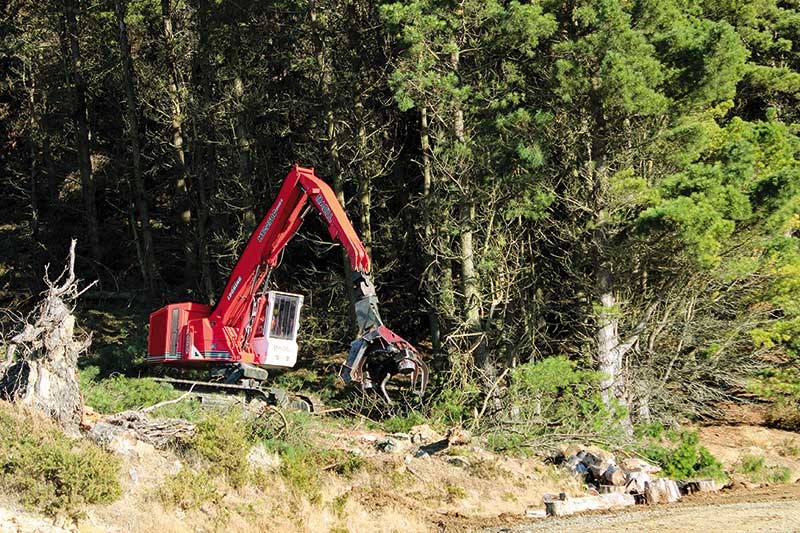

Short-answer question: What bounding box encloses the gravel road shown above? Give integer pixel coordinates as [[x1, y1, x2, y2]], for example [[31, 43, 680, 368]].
[[482, 484, 800, 533]]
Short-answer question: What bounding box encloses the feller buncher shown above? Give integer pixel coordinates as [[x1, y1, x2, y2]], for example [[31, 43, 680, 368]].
[[147, 165, 428, 409]]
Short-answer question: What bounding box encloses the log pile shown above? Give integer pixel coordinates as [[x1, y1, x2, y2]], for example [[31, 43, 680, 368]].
[[84, 391, 198, 449], [563, 446, 662, 495], [546, 444, 721, 517]]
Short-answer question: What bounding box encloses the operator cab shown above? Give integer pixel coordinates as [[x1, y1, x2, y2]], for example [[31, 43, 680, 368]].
[[252, 291, 304, 368]]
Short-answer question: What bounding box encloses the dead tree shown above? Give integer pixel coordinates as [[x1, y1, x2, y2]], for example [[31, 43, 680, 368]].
[[0, 240, 96, 434]]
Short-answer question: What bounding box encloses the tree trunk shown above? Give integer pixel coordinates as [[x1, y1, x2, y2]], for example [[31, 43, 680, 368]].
[[327, 110, 358, 336], [115, 0, 157, 293], [63, 0, 101, 262], [193, 0, 216, 302], [160, 0, 195, 289], [451, 47, 484, 371], [588, 98, 629, 423], [233, 76, 257, 228], [420, 106, 442, 352], [25, 63, 40, 242], [355, 94, 373, 260]]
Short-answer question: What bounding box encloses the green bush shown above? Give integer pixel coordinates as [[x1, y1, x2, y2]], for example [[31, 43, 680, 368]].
[[737, 455, 792, 483], [430, 386, 480, 427], [190, 413, 252, 488], [276, 444, 325, 503], [158, 467, 220, 509], [253, 410, 364, 500], [485, 432, 533, 455], [765, 398, 800, 432], [327, 449, 366, 478], [81, 368, 172, 412], [383, 411, 426, 433], [639, 428, 726, 481], [80, 368, 201, 420], [485, 356, 628, 451], [0, 403, 122, 519]]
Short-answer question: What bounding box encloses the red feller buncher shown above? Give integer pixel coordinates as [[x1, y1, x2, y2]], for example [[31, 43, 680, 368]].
[[147, 165, 428, 408]]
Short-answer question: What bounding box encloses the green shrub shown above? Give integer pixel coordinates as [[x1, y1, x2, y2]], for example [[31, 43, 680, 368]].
[[429, 386, 480, 427], [80, 368, 201, 420], [327, 449, 366, 478], [256, 411, 364, 501], [190, 413, 252, 488], [444, 484, 466, 501], [640, 429, 726, 481], [0, 403, 122, 519], [81, 368, 173, 412], [747, 352, 800, 431], [485, 432, 533, 455], [158, 467, 220, 509], [737, 454, 792, 483], [269, 443, 324, 502], [765, 398, 800, 432], [270, 369, 319, 392], [383, 411, 426, 433], [484, 356, 628, 451]]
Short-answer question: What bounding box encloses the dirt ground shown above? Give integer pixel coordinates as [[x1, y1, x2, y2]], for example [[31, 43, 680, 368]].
[[482, 483, 800, 533], [698, 424, 800, 483]]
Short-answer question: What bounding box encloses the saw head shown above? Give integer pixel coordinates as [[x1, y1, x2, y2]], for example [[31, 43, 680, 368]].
[[340, 325, 429, 403]]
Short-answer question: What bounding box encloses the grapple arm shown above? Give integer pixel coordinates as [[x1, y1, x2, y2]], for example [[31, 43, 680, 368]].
[[339, 272, 429, 402]]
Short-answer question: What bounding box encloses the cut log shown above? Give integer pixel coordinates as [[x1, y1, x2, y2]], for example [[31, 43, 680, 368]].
[[625, 471, 651, 493], [578, 448, 614, 467], [588, 463, 626, 486], [587, 464, 607, 480], [680, 479, 719, 495], [645, 478, 681, 504], [603, 465, 626, 486], [620, 456, 661, 474], [544, 492, 635, 517]]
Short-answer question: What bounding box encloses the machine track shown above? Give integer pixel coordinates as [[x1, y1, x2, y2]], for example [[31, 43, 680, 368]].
[[153, 376, 324, 413]]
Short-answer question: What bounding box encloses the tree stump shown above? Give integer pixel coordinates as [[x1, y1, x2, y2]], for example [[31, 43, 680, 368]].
[[0, 240, 94, 435]]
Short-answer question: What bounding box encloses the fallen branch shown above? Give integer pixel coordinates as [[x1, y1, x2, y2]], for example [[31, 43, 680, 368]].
[[87, 387, 198, 449], [137, 385, 195, 414], [94, 410, 196, 449]]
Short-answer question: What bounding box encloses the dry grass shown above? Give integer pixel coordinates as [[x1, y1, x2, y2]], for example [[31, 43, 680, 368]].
[[0, 402, 586, 532]]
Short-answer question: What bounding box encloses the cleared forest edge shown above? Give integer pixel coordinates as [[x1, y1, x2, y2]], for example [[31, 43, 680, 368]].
[[1, 410, 799, 533]]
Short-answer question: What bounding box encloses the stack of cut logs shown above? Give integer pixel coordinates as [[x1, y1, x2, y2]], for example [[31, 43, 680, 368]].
[[562, 446, 703, 504]]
